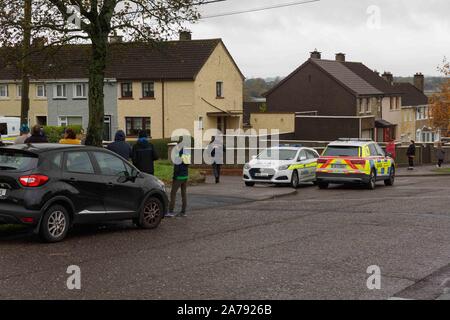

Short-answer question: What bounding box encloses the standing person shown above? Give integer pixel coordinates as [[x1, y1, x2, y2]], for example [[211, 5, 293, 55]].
[[107, 130, 132, 160], [209, 136, 224, 183], [24, 125, 48, 143], [436, 143, 445, 168], [131, 130, 159, 175], [14, 124, 31, 144], [59, 128, 81, 145], [406, 140, 416, 170], [167, 143, 190, 217]]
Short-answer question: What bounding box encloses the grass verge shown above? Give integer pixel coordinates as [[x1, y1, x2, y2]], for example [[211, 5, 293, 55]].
[[432, 167, 450, 174], [154, 160, 205, 185]]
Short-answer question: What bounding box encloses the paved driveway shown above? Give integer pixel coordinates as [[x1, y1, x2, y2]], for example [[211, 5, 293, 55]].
[[1, 176, 450, 299]]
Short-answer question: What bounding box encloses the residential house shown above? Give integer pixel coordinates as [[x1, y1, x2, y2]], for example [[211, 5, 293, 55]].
[[394, 73, 437, 143], [261, 51, 404, 142], [0, 32, 245, 140]]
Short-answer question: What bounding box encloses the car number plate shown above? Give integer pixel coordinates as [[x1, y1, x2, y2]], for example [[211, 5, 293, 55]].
[[332, 164, 346, 169], [0, 189, 7, 197], [255, 173, 269, 177]]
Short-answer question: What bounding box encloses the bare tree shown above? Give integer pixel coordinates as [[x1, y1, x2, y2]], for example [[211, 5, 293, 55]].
[[0, 0, 205, 145]]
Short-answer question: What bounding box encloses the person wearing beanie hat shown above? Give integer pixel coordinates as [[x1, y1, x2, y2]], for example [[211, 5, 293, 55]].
[[131, 130, 159, 175], [14, 124, 31, 144]]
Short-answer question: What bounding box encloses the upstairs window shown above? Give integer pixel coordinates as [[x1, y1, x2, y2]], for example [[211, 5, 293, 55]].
[[54, 84, 67, 99], [0, 84, 8, 98], [142, 82, 155, 98], [121, 82, 133, 98], [216, 81, 223, 98], [16, 84, 22, 98], [36, 84, 46, 98], [74, 83, 87, 99]]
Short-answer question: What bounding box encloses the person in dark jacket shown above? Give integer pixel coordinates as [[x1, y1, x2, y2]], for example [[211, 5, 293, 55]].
[[406, 140, 416, 170], [24, 125, 48, 144], [436, 143, 445, 168], [131, 130, 159, 175], [167, 144, 190, 217], [209, 136, 224, 183], [107, 130, 132, 160]]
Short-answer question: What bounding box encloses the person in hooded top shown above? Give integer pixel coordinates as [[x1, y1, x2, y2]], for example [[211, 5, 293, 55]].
[[24, 125, 48, 144], [107, 130, 132, 160], [131, 130, 159, 175]]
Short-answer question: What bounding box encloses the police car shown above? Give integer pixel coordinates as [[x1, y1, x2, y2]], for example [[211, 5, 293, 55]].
[[316, 139, 395, 190], [243, 146, 320, 188]]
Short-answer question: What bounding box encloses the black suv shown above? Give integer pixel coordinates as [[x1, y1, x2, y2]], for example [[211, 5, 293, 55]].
[[0, 144, 168, 242]]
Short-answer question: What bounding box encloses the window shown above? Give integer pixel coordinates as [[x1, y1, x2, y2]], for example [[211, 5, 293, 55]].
[[41, 152, 62, 171], [390, 97, 395, 110], [121, 82, 133, 98], [416, 106, 428, 120], [306, 150, 319, 159], [197, 116, 204, 130], [142, 82, 155, 98], [54, 84, 67, 99], [16, 84, 22, 98], [396, 97, 401, 110], [58, 116, 82, 126], [360, 98, 368, 114], [93, 152, 128, 176], [73, 83, 87, 98], [125, 117, 151, 137], [365, 98, 371, 113], [65, 152, 94, 174], [216, 81, 223, 98], [36, 84, 46, 98], [374, 144, 385, 157], [323, 146, 360, 157], [298, 150, 307, 161], [368, 143, 378, 156], [0, 84, 8, 98]]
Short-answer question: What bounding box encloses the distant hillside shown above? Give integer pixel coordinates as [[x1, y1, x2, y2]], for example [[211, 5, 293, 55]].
[[244, 76, 447, 101]]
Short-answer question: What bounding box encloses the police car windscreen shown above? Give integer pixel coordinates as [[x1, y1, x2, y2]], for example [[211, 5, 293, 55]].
[[323, 146, 359, 157], [258, 149, 297, 161]]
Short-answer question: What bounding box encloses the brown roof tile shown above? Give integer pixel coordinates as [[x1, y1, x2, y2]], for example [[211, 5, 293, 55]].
[[394, 82, 429, 106]]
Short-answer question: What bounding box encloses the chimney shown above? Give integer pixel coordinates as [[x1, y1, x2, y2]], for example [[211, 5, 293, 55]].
[[335, 53, 346, 62], [382, 72, 394, 84], [179, 30, 192, 41], [109, 35, 123, 43], [310, 49, 321, 59], [373, 69, 380, 76], [414, 73, 424, 92]]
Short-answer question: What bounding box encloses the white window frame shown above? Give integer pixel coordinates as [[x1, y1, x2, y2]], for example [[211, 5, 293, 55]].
[[16, 84, 22, 98], [73, 83, 87, 99], [216, 81, 224, 98], [54, 84, 67, 99], [58, 116, 83, 127], [0, 84, 9, 98], [36, 84, 46, 98], [198, 116, 204, 130]]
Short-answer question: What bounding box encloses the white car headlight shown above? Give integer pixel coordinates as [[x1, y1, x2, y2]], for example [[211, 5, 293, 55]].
[[278, 165, 289, 171], [244, 164, 251, 170]]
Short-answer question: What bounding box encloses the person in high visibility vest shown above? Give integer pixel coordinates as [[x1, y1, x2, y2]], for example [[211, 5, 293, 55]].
[[167, 144, 190, 217]]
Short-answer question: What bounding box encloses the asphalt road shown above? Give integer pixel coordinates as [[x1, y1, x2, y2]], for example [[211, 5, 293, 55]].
[[1, 176, 450, 300]]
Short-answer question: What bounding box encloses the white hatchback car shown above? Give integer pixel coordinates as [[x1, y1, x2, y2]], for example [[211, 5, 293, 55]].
[[243, 146, 320, 188]]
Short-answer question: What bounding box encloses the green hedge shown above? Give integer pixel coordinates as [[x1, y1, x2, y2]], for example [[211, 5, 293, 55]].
[[43, 125, 83, 143]]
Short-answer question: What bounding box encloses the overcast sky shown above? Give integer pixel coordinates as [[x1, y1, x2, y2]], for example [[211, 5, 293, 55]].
[[186, 0, 450, 78]]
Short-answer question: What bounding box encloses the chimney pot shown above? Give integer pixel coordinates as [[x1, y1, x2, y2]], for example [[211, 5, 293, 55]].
[[414, 72, 424, 92], [382, 71, 394, 85], [335, 53, 346, 62], [179, 30, 192, 41], [310, 49, 321, 59]]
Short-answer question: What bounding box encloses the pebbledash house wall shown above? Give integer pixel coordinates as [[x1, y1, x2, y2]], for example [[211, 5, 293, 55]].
[[47, 80, 118, 134]]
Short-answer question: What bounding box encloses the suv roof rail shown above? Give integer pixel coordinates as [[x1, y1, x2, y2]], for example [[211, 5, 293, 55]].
[[337, 138, 373, 142]]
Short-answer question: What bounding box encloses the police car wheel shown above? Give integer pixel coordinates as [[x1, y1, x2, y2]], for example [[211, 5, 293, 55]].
[[318, 182, 328, 189], [291, 170, 299, 189], [367, 170, 376, 190], [384, 167, 395, 186], [245, 182, 255, 187]]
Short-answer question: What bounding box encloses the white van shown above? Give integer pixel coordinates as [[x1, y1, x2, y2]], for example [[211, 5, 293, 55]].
[[0, 117, 21, 140]]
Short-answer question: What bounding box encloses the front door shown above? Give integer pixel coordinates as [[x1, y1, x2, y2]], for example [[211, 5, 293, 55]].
[[62, 151, 106, 222], [91, 151, 144, 219]]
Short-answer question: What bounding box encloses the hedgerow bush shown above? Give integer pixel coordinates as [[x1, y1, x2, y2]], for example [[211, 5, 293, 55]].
[[43, 125, 83, 143]]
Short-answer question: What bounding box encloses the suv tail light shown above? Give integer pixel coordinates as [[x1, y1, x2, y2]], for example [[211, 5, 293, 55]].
[[19, 175, 49, 187], [350, 159, 366, 166]]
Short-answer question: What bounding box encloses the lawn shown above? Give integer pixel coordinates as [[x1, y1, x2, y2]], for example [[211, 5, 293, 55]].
[[154, 160, 205, 185], [432, 167, 450, 174]]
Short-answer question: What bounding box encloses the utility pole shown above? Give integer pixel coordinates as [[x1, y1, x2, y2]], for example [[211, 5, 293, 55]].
[[20, 0, 32, 125]]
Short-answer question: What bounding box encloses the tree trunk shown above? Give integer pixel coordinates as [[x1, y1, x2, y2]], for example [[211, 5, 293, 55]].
[[84, 37, 108, 147], [20, 0, 32, 125]]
